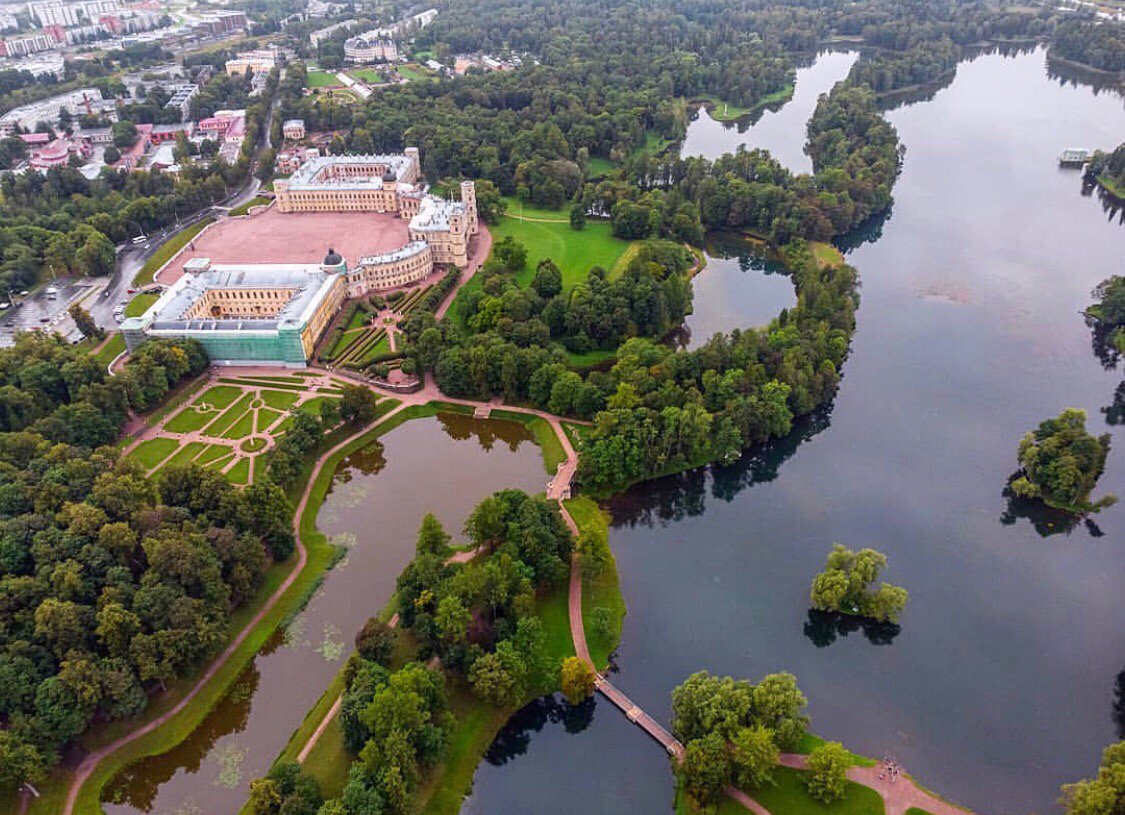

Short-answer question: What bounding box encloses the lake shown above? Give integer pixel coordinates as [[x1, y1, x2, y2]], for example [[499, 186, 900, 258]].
[[103, 414, 548, 814], [463, 46, 1125, 815]]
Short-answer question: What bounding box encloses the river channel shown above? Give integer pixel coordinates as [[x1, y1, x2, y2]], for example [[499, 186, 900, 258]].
[[103, 414, 548, 814], [463, 46, 1125, 815]]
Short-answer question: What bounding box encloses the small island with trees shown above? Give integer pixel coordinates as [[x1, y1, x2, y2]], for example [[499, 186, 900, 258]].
[[1010, 408, 1116, 515], [809, 545, 909, 623]]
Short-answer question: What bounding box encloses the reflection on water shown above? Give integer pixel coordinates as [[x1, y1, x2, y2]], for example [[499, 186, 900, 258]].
[[103, 415, 547, 815], [999, 476, 1105, 538], [802, 609, 901, 649], [673, 233, 796, 350], [607, 405, 833, 527], [679, 50, 858, 171], [484, 695, 595, 766]]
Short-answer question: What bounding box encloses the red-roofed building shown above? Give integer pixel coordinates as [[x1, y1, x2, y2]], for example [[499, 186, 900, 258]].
[[30, 138, 90, 169], [19, 132, 51, 145]]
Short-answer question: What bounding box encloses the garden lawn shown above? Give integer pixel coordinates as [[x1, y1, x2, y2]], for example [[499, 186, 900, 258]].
[[163, 441, 207, 469], [164, 405, 218, 433], [256, 407, 281, 432], [130, 438, 179, 470], [261, 389, 299, 410], [225, 457, 251, 485], [124, 292, 158, 318], [347, 67, 384, 83], [306, 70, 339, 88], [135, 218, 213, 286], [204, 393, 254, 436], [194, 443, 235, 466], [222, 411, 256, 440], [396, 63, 433, 82], [198, 385, 243, 409]]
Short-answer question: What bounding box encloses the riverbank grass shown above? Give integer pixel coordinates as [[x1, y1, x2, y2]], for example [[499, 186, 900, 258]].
[[566, 496, 625, 669], [695, 84, 794, 122]]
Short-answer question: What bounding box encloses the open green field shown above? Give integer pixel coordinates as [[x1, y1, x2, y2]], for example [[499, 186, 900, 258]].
[[397, 63, 434, 82], [306, 69, 340, 88], [135, 218, 213, 286], [347, 67, 385, 83]]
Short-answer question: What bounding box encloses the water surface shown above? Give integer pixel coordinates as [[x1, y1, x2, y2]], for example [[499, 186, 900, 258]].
[[104, 414, 548, 814], [464, 46, 1125, 815], [680, 50, 858, 170]]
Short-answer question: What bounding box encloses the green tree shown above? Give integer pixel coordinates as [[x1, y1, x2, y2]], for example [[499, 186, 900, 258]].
[[1059, 741, 1125, 815], [682, 732, 732, 806], [338, 383, 378, 425], [68, 304, 104, 340], [354, 617, 396, 665], [560, 656, 596, 704], [731, 725, 779, 789], [806, 741, 850, 804], [570, 202, 586, 230], [416, 513, 451, 556]]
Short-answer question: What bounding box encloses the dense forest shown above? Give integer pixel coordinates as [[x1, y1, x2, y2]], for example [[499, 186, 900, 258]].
[[0, 334, 297, 789], [1050, 18, 1125, 74]]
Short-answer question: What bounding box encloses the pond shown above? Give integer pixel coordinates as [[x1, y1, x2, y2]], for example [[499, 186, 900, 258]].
[[103, 413, 548, 815], [673, 232, 796, 350], [463, 46, 1125, 815], [679, 49, 859, 171]]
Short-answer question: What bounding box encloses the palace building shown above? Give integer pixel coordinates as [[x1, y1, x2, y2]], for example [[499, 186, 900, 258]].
[[127, 149, 481, 367], [121, 257, 346, 367], [273, 150, 478, 275]]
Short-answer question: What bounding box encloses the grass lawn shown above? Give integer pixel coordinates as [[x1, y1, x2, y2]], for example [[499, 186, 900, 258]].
[[501, 196, 571, 222], [130, 437, 179, 470], [198, 385, 243, 409], [585, 155, 616, 178], [396, 63, 433, 82], [810, 241, 844, 270], [256, 407, 281, 432], [164, 404, 217, 433], [306, 69, 340, 88], [194, 443, 234, 466], [135, 218, 212, 286], [1098, 174, 1125, 200], [632, 129, 676, 160], [241, 437, 267, 453], [567, 496, 625, 670], [225, 456, 251, 485], [566, 347, 618, 368], [450, 212, 630, 326], [91, 333, 125, 367], [203, 451, 235, 471], [698, 84, 794, 122], [561, 421, 590, 451], [301, 713, 350, 796], [222, 410, 256, 440], [204, 393, 254, 436], [299, 395, 341, 417], [347, 67, 384, 83], [749, 766, 885, 815], [124, 292, 158, 318], [163, 441, 207, 469], [261, 389, 300, 410], [229, 195, 271, 216], [221, 377, 309, 392]]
